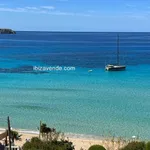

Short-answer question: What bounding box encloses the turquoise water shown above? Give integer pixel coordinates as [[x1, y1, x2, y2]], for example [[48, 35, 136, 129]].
[[0, 65, 150, 139], [0, 32, 150, 139]]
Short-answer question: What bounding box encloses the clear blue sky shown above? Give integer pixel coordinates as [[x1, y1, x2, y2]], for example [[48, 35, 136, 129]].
[[0, 0, 150, 31]]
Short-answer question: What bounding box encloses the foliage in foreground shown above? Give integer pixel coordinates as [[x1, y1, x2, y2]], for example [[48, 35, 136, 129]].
[[88, 145, 106, 150], [146, 142, 150, 150], [23, 123, 74, 150], [120, 141, 145, 150], [40, 123, 61, 141], [22, 137, 74, 150], [11, 130, 22, 142]]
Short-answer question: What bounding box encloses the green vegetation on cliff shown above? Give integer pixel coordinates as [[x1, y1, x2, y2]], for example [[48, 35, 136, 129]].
[[0, 28, 16, 34]]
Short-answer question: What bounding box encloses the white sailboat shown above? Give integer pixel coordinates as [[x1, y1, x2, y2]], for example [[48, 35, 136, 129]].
[[105, 35, 126, 71]]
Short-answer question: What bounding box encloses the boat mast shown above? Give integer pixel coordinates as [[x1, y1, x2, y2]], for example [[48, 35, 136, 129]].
[[117, 34, 120, 65]]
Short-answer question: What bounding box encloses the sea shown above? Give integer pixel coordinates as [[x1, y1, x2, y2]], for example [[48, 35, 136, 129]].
[[0, 32, 150, 140]]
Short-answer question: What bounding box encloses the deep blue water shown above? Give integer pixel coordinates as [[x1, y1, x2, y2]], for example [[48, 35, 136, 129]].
[[0, 32, 150, 139], [1, 32, 150, 68]]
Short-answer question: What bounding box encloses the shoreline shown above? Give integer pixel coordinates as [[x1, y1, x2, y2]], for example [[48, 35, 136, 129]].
[[0, 127, 105, 140], [0, 127, 138, 141], [0, 127, 129, 150]]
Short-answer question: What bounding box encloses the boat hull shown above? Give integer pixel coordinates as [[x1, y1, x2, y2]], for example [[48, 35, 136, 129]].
[[105, 65, 126, 71]]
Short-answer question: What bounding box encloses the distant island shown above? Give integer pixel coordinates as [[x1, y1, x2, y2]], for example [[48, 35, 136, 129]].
[[0, 28, 16, 34]]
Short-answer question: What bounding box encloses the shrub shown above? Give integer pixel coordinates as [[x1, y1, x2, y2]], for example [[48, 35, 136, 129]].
[[120, 141, 145, 150], [22, 137, 74, 150], [88, 145, 106, 150], [146, 142, 150, 150]]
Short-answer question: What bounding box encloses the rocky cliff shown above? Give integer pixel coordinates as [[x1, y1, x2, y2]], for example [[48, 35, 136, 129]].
[[0, 28, 16, 34]]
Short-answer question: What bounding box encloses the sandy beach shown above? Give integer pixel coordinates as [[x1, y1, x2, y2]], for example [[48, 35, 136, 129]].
[[0, 128, 128, 150]]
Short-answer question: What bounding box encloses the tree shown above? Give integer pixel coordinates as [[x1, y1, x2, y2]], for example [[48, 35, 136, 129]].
[[40, 123, 60, 141], [11, 130, 22, 143]]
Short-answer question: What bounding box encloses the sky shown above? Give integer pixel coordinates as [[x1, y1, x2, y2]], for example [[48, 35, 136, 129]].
[[0, 0, 150, 31]]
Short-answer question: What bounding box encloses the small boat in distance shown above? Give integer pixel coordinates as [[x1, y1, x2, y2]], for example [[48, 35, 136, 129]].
[[88, 70, 93, 73], [105, 35, 126, 71]]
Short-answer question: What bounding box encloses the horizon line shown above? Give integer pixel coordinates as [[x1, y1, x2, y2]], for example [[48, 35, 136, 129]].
[[11, 30, 150, 33]]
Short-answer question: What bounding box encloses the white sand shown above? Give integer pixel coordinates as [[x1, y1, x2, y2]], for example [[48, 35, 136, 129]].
[[0, 129, 128, 150]]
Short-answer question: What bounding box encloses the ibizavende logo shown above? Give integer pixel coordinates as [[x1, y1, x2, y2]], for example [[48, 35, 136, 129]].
[[33, 66, 76, 72]]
